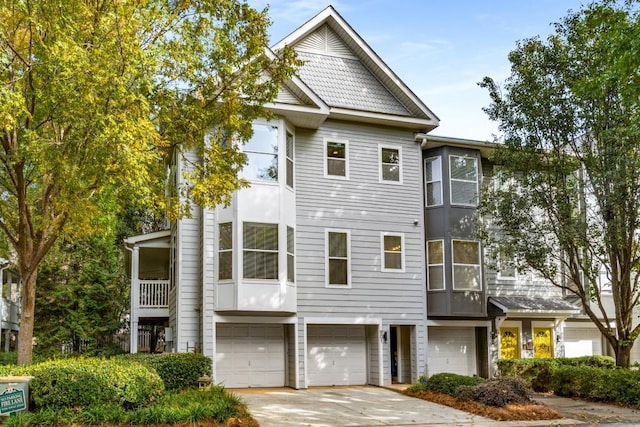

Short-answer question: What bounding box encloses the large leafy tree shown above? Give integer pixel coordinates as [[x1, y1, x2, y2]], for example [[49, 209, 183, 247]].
[[479, 1, 640, 366], [1, 0, 297, 364]]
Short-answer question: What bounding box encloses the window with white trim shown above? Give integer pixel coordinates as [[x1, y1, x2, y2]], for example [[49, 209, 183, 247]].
[[327, 230, 349, 286], [286, 131, 294, 188], [243, 123, 279, 182], [218, 222, 233, 280], [380, 145, 401, 183], [425, 156, 442, 206], [427, 240, 444, 290], [243, 222, 278, 279], [497, 253, 516, 280], [449, 155, 478, 205], [287, 226, 295, 283], [325, 140, 348, 178], [452, 240, 482, 290], [382, 233, 404, 271]]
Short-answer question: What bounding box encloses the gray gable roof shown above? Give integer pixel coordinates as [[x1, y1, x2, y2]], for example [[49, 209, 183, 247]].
[[272, 6, 438, 131]]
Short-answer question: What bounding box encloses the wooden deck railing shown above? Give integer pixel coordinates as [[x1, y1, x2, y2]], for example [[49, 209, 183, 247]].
[[139, 280, 169, 308]]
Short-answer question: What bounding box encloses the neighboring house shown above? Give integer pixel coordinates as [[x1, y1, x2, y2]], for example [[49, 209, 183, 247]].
[[0, 259, 20, 352], [125, 6, 438, 388]]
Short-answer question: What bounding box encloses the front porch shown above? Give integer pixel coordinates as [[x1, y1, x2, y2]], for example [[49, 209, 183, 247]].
[[124, 230, 171, 353]]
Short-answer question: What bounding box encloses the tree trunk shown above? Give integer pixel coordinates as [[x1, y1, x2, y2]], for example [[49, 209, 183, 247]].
[[615, 342, 631, 368], [17, 269, 37, 365]]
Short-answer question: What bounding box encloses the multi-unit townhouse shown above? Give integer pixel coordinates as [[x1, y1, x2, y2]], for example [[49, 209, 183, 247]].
[[125, 6, 437, 388], [124, 5, 637, 386]]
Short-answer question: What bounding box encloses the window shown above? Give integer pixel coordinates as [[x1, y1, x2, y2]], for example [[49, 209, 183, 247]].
[[327, 230, 349, 286], [243, 222, 278, 279], [287, 226, 295, 283], [382, 233, 404, 271], [450, 155, 479, 205], [325, 140, 348, 178], [497, 253, 516, 280], [286, 131, 294, 188], [218, 223, 233, 280], [427, 240, 444, 290], [452, 240, 482, 290], [380, 146, 401, 183], [425, 157, 442, 206], [243, 124, 278, 182]]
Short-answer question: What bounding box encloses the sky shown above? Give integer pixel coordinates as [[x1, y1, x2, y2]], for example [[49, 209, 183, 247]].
[[247, 0, 589, 141]]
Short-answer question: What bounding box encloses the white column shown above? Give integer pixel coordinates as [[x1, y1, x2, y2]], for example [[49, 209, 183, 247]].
[[130, 246, 140, 353]]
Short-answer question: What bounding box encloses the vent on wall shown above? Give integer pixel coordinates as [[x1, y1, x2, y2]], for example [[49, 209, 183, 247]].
[[296, 25, 356, 59]]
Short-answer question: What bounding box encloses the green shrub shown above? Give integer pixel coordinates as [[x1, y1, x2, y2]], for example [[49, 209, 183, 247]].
[[551, 366, 640, 406], [497, 356, 616, 392], [458, 377, 531, 407], [0, 352, 17, 365], [117, 353, 212, 391], [22, 357, 164, 410], [423, 372, 485, 396]]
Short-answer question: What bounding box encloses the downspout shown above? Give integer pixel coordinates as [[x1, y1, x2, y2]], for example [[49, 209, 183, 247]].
[[414, 132, 429, 148]]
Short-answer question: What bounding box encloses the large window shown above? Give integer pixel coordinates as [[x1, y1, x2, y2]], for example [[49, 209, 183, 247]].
[[286, 131, 294, 188], [287, 226, 295, 283], [243, 124, 279, 182], [243, 222, 278, 279], [327, 230, 349, 286], [452, 240, 482, 290], [326, 140, 348, 178], [450, 155, 478, 205], [382, 233, 404, 271], [427, 240, 444, 290], [218, 223, 233, 280], [425, 156, 442, 206], [380, 145, 401, 183]]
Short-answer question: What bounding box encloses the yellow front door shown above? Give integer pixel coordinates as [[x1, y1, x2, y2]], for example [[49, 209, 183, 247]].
[[500, 327, 520, 359], [534, 328, 553, 358]]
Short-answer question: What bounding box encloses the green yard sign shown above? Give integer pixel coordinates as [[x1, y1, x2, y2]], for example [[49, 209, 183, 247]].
[[0, 387, 26, 414]]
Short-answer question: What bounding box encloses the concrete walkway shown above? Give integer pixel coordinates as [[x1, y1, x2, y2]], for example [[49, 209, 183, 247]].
[[235, 386, 583, 427], [533, 393, 640, 426]]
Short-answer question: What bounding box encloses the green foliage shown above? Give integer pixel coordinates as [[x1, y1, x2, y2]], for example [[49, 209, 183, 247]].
[[9, 357, 164, 410], [497, 356, 615, 391], [4, 387, 244, 427], [457, 377, 531, 407], [117, 353, 212, 392], [35, 235, 128, 357], [551, 366, 640, 407], [1, 0, 299, 365], [0, 351, 17, 365], [421, 372, 485, 396], [478, 0, 640, 367]]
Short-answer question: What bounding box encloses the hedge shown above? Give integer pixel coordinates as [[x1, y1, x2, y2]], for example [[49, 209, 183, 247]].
[[117, 353, 212, 391], [10, 357, 164, 410], [419, 372, 485, 396], [497, 356, 615, 392], [551, 365, 640, 406]]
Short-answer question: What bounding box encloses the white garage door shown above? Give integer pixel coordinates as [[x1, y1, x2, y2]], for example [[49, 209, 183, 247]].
[[307, 325, 367, 386], [564, 327, 602, 357], [216, 324, 285, 388], [428, 327, 476, 376]]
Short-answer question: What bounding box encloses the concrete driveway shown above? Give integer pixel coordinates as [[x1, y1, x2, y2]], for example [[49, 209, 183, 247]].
[[234, 386, 581, 427]]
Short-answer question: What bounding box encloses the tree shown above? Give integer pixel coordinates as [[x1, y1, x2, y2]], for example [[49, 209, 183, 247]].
[[1, 0, 298, 364], [479, 0, 640, 367]]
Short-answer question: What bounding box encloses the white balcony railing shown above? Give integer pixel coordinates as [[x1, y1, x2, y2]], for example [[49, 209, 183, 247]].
[[139, 280, 169, 308]]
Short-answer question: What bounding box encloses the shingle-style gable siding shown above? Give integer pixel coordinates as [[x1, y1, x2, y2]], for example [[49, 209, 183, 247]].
[[293, 25, 411, 116]]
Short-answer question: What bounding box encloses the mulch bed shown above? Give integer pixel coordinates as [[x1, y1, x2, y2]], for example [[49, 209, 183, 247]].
[[404, 389, 562, 422]]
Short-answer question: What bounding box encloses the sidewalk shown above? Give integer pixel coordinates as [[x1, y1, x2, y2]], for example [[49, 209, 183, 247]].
[[532, 393, 640, 426]]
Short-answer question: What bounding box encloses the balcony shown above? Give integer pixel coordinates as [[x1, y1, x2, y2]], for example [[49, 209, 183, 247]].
[[138, 280, 170, 317]]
